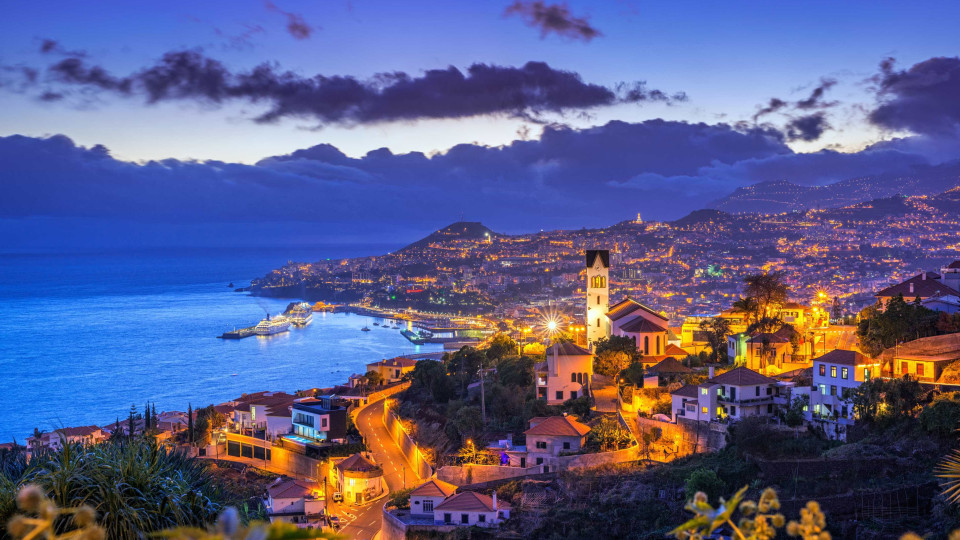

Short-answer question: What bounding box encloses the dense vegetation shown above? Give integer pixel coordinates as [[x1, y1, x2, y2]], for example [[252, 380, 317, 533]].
[[0, 438, 250, 539]]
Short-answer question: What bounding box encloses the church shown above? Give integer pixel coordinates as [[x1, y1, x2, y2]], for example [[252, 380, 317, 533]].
[[584, 249, 669, 357]]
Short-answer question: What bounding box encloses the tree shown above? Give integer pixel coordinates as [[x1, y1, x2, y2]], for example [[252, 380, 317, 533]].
[[587, 416, 631, 452], [151, 403, 158, 430], [783, 395, 808, 428], [743, 271, 789, 318], [593, 335, 640, 362], [620, 360, 645, 387], [446, 406, 483, 444], [699, 317, 731, 362], [364, 370, 384, 387], [409, 359, 455, 403], [731, 296, 761, 327], [496, 356, 534, 388], [595, 349, 632, 377], [857, 294, 939, 357], [29, 428, 45, 452], [684, 468, 727, 504], [920, 392, 960, 437], [831, 296, 843, 320], [485, 333, 518, 362], [127, 404, 137, 438], [849, 376, 924, 423], [187, 403, 194, 445], [144, 402, 151, 431]]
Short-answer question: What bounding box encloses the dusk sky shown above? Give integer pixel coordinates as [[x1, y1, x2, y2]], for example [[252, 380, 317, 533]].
[[2, 1, 960, 249]]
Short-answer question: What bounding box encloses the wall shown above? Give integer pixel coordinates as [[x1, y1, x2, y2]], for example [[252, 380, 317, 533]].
[[383, 405, 434, 480], [221, 432, 323, 479], [381, 507, 459, 540], [636, 416, 726, 460]]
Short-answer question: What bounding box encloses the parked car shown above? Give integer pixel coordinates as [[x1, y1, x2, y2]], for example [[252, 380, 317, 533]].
[[328, 516, 341, 530], [332, 491, 343, 502]]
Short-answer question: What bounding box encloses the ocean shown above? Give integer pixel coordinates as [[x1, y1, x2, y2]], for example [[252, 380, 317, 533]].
[[0, 246, 443, 443]]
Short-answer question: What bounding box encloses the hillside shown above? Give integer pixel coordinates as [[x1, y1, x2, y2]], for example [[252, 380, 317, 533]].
[[399, 221, 500, 252], [709, 160, 960, 214]]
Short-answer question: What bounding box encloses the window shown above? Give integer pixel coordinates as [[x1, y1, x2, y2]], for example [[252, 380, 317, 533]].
[[819, 384, 826, 394], [570, 391, 577, 400], [535, 441, 547, 449], [644, 336, 649, 355], [461, 514, 469, 524], [563, 441, 571, 450], [730, 406, 736, 416], [767, 404, 773, 413], [701, 406, 708, 414], [901, 361, 908, 374], [918, 364, 925, 377], [571, 373, 577, 383], [755, 386, 760, 396], [830, 385, 837, 396], [830, 366, 837, 377], [597, 295, 600, 305], [556, 391, 563, 400], [321, 417, 327, 428], [701, 388, 708, 395], [423, 500, 434, 512], [864, 368, 871, 380], [819, 364, 825, 376], [766, 387, 772, 395], [841, 368, 848, 380], [536, 457, 543, 465], [842, 406, 849, 418], [444, 514, 452, 524], [656, 335, 661, 355], [479, 514, 486, 523]]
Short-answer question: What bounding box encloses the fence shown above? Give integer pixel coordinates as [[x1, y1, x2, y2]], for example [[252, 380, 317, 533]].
[[382, 403, 433, 480]]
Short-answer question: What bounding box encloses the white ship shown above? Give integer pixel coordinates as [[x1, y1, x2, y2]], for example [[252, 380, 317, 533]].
[[290, 302, 313, 327], [256, 314, 291, 335]]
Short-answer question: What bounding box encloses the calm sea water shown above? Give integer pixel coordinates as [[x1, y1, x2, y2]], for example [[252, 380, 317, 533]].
[[0, 247, 442, 443]]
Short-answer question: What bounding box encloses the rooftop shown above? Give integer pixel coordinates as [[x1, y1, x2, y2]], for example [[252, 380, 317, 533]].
[[434, 491, 510, 512], [707, 366, 778, 386], [525, 415, 591, 437]]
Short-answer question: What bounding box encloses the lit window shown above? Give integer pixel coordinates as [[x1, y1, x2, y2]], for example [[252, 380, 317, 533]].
[[701, 388, 708, 395], [830, 366, 837, 378], [841, 368, 848, 380], [701, 406, 708, 414], [819, 364, 825, 376], [864, 369, 871, 380]]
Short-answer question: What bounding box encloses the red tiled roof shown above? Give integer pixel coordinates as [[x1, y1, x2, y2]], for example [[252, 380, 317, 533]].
[[664, 344, 688, 357], [56, 426, 101, 438], [434, 491, 510, 512], [368, 357, 418, 369], [411, 479, 457, 498], [947, 260, 960, 269], [525, 416, 590, 437], [336, 453, 381, 473], [876, 272, 958, 299], [647, 357, 692, 374], [268, 479, 318, 499], [671, 385, 699, 398], [619, 317, 667, 334], [708, 367, 778, 386], [549, 341, 592, 356], [606, 297, 668, 322], [813, 349, 867, 366]]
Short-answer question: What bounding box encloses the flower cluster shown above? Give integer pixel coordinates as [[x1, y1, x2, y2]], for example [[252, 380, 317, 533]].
[[6, 484, 106, 540]]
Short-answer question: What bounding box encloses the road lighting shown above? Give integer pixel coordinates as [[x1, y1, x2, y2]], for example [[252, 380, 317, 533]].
[[216, 431, 226, 462]]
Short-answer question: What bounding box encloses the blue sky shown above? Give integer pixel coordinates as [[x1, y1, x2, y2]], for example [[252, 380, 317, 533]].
[[1, 1, 960, 248], [2, 0, 957, 162]]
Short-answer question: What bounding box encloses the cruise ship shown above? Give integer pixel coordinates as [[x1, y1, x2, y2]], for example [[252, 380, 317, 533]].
[[289, 302, 313, 327], [255, 314, 291, 335]]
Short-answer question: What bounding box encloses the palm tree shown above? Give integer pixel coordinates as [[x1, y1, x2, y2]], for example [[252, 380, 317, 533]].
[[938, 449, 960, 503], [29, 428, 45, 452]]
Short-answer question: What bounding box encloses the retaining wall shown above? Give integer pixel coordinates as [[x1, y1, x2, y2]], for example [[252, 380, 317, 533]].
[[383, 404, 434, 480]]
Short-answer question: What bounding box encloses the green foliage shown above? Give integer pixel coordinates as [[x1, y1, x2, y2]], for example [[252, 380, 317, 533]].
[[445, 405, 484, 444], [849, 375, 924, 424], [496, 356, 534, 388], [409, 359, 456, 403], [783, 395, 809, 428], [856, 294, 940, 357], [0, 439, 240, 540], [388, 487, 414, 510], [684, 468, 727, 504], [593, 335, 640, 362], [560, 396, 592, 418], [485, 333, 518, 362], [620, 360, 646, 387], [919, 391, 960, 437], [743, 271, 789, 317], [595, 349, 632, 377], [364, 369, 384, 387], [586, 416, 632, 452], [699, 317, 731, 362]]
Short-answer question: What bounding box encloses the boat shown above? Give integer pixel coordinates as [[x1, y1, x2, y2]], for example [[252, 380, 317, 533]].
[[361, 326, 371, 332], [289, 302, 313, 327], [373, 322, 380, 326], [228, 282, 234, 288], [255, 314, 291, 336]]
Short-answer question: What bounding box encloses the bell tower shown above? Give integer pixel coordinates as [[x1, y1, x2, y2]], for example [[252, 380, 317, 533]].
[[585, 250, 610, 348]]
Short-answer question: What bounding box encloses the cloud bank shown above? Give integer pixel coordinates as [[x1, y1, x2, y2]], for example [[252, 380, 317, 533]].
[[25, 52, 683, 125], [869, 56, 960, 136]]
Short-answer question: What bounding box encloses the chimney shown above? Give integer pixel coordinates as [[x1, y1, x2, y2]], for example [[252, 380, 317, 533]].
[[922, 272, 927, 281], [708, 366, 715, 379], [492, 491, 498, 510], [910, 283, 915, 294]]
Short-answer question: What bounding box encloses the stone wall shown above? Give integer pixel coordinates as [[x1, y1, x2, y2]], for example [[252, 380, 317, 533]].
[[383, 404, 434, 480], [636, 416, 726, 460]]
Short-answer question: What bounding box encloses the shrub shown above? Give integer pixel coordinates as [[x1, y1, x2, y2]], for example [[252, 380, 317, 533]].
[[684, 468, 727, 504], [920, 392, 960, 437]]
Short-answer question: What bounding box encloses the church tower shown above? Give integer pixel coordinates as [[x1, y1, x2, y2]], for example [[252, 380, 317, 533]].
[[585, 250, 610, 348]]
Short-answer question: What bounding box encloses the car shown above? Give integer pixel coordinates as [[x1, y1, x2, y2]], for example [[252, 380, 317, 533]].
[[332, 491, 343, 502], [328, 516, 341, 530]]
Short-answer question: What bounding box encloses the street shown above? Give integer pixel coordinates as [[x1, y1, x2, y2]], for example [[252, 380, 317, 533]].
[[339, 398, 422, 540]]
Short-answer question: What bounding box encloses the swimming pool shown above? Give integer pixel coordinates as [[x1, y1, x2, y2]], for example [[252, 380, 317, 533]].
[[283, 434, 316, 445]]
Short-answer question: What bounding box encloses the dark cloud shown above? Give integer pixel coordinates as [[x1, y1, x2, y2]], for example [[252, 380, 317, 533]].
[[868, 56, 960, 136], [784, 112, 830, 142], [752, 98, 787, 122], [796, 77, 837, 110], [38, 38, 86, 57], [4, 117, 957, 247], [504, 1, 601, 42], [264, 1, 316, 40], [20, 51, 685, 125]]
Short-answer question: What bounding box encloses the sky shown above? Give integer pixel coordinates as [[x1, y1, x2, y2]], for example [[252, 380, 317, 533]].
[[2, 1, 960, 249]]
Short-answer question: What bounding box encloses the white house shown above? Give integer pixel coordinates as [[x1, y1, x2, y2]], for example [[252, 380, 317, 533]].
[[433, 491, 510, 528], [265, 478, 324, 525], [27, 426, 106, 450], [808, 349, 874, 440], [334, 453, 384, 505], [670, 367, 784, 423], [410, 478, 458, 518], [290, 398, 347, 442], [922, 294, 960, 314], [536, 342, 593, 404]]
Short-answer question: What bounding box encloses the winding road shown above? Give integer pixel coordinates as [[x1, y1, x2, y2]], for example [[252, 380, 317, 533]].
[[339, 398, 422, 540]]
